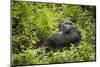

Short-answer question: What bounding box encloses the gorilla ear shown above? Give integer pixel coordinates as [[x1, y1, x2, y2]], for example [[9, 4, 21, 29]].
[[61, 22, 65, 31]]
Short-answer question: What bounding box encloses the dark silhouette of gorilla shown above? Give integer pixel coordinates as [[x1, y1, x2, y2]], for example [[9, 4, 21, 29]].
[[45, 19, 81, 52]]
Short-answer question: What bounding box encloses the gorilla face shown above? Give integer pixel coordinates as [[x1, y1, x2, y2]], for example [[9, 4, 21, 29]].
[[61, 21, 73, 33]]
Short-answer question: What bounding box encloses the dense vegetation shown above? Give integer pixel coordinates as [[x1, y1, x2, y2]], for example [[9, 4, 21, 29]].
[[11, 1, 96, 66]]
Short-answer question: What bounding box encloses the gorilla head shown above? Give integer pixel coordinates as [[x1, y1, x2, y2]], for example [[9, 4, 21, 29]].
[[61, 20, 73, 33]]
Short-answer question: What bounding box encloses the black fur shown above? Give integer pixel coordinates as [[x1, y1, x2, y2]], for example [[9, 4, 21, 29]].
[[46, 21, 81, 52]]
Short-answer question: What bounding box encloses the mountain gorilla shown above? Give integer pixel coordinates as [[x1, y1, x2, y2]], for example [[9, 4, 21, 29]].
[[45, 18, 82, 52]]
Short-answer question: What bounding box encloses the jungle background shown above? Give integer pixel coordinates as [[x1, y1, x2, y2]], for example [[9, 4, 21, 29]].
[[11, 1, 96, 66]]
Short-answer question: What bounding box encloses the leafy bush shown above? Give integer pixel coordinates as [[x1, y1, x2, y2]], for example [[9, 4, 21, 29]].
[[12, 42, 95, 65]]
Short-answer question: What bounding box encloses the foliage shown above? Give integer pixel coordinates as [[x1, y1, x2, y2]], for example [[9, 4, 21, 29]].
[[12, 42, 95, 65], [11, 1, 96, 66]]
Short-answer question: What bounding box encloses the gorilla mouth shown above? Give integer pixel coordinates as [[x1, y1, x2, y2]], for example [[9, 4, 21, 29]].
[[65, 28, 72, 33]]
